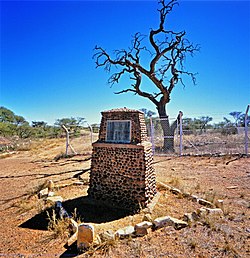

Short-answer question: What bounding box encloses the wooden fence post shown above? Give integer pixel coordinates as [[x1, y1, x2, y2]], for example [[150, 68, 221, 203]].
[[62, 125, 69, 156], [61, 125, 77, 156]]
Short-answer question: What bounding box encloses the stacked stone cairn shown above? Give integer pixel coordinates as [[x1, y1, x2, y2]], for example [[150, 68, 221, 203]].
[[88, 108, 157, 211]]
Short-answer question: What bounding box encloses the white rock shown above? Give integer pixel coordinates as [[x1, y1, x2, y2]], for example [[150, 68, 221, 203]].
[[153, 216, 172, 229], [205, 208, 224, 216], [147, 192, 161, 213], [73, 181, 84, 186], [115, 226, 135, 239], [69, 218, 78, 234], [168, 216, 188, 230], [198, 207, 207, 217], [198, 207, 223, 217], [153, 216, 188, 230], [216, 199, 224, 209], [99, 230, 115, 242], [67, 232, 77, 247], [183, 213, 193, 223], [190, 195, 199, 202], [226, 185, 238, 189], [170, 188, 182, 195], [38, 188, 48, 198], [135, 221, 153, 236], [157, 181, 172, 191], [182, 192, 191, 198], [47, 191, 54, 197], [198, 198, 213, 208]]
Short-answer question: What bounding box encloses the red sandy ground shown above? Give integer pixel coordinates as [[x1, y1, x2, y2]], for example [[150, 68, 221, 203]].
[[0, 140, 249, 257]]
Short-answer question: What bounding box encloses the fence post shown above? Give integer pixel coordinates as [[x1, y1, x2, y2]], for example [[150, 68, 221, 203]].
[[150, 116, 155, 155], [245, 104, 249, 155], [62, 125, 69, 156], [62, 125, 77, 155], [87, 123, 93, 144], [179, 111, 183, 156]]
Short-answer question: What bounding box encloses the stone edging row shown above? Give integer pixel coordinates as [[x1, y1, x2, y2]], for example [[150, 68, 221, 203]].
[[37, 180, 224, 252], [72, 181, 225, 251]]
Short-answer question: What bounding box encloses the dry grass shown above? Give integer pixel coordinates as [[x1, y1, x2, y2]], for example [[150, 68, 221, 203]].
[[84, 238, 118, 257], [12, 195, 45, 213], [168, 176, 183, 188], [29, 181, 48, 195], [0, 137, 249, 257], [47, 210, 71, 240], [204, 190, 218, 204], [12, 198, 36, 213]]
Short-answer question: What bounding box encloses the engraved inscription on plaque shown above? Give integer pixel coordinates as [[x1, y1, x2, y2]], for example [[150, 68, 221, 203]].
[[106, 120, 131, 143]]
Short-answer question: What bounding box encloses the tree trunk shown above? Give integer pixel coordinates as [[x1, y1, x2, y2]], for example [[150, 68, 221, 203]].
[[157, 104, 179, 153]]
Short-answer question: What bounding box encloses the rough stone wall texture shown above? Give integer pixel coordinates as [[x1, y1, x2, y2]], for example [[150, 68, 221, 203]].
[[88, 143, 156, 211], [98, 108, 148, 144], [88, 108, 156, 211]]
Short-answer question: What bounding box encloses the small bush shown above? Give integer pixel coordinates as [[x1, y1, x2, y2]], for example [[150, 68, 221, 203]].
[[204, 191, 217, 204], [85, 238, 117, 256], [168, 176, 182, 188], [13, 198, 35, 212], [47, 210, 71, 239]]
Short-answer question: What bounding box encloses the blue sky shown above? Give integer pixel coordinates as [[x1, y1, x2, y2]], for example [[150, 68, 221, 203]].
[[1, 0, 250, 125]]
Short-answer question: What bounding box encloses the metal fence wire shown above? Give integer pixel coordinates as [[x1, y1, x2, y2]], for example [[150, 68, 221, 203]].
[[147, 117, 181, 155], [180, 127, 248, 156], [148, 114, 249, 156], [62, 106, 249, 157]]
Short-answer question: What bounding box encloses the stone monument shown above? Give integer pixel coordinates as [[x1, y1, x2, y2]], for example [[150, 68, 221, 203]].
[[88, 108, 156, 211]]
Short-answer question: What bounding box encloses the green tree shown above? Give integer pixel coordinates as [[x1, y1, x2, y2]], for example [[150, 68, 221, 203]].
[[16, 124, 33, 138], [54, 117, 85, 136], [182, 116, 213, 133], [0, 107, 27, 125], [140, 108, 156, 118], [15, 115, 27, 126], [229, 111, 250, 127], [213, 117, 237, 135], [0, 122, 16, 137], [91, 123, 100, 133], [0, 106, 16, 123], [0, 107, 30, 138], [32, 121, 47, 128]]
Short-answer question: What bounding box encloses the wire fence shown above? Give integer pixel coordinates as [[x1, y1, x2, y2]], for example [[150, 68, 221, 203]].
[[68, 122, 249, 157], [148, 109, 250, 156], [61, 106, 250, 157], [147, 117, 181, 155], [181, 127, 247, 156]]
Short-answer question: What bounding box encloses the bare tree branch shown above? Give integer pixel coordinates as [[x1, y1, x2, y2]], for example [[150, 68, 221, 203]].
[[93, 0, 199, 117]]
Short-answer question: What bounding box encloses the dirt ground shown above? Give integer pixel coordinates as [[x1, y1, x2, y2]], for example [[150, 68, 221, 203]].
[[0, 138, 249, 257]]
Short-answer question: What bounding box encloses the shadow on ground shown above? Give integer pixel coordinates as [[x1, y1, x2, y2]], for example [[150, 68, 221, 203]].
[[19, 196, 132, 257], [60, 242, 78, 258], [19, 195, 132, 230]]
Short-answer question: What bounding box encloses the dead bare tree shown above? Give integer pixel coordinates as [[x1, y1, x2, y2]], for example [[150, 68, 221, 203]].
[[93, 0, 199, 152]]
